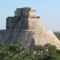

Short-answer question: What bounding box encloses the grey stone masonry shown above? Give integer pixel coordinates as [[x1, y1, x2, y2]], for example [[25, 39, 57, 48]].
[[0, 7, 60, 51]]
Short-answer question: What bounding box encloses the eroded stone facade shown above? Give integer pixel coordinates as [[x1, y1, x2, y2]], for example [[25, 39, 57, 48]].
[[0, 7, 60, 51]]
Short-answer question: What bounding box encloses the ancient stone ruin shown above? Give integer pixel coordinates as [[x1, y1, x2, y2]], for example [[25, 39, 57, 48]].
[[0, 7, 60, 51]]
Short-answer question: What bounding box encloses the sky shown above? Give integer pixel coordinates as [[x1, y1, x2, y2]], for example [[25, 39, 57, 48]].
[[0, 0, 60, 31]]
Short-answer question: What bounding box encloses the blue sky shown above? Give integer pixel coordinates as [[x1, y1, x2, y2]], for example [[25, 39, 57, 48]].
[[0, 0, 60, 31]]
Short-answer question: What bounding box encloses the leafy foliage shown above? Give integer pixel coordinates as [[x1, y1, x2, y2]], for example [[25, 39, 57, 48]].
[[0, 43, 60, 60], [54, 32, 60, 40]]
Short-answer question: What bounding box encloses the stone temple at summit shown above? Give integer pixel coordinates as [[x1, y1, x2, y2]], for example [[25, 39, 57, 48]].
[[0, 7, 60, 51]]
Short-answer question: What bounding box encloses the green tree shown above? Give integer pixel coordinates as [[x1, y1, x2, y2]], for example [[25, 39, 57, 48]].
[[43, 44, 57, 60]]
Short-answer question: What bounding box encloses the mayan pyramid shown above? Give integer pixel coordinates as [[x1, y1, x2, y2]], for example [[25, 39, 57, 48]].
[[0, 7, 60, 50]]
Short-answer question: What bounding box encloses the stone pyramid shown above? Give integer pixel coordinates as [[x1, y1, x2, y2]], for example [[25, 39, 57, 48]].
[[0, 7, 60, 50]]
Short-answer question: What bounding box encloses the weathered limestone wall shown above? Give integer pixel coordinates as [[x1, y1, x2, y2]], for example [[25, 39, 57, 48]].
[[0, 7, 60, 51]]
